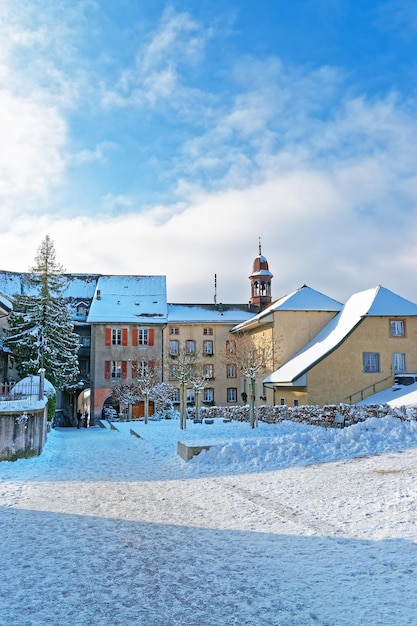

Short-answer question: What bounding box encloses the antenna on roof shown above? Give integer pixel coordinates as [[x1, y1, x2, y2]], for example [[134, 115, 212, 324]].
[[259, 236, 262, 256], [214, 273, 217, 305]]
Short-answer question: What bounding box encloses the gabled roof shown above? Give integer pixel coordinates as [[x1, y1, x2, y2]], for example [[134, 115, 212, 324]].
[[168, 303, 253, 324], [87, 275, 168, 324], [233, 285, 343, 332], [264, 285, 417, 385]]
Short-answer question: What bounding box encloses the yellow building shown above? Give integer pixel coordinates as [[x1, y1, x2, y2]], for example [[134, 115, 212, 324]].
[[261, 285, 417, 406]]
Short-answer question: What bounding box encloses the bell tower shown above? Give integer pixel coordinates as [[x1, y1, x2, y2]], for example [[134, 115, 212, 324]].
[[249, 239, 273, 311]]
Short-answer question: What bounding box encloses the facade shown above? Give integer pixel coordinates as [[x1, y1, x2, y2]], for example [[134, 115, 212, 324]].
[[2, 249, 417, 417], [261, 286, 417, 406]]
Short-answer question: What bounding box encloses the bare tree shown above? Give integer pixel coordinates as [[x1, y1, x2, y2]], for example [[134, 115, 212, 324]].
[[135, 359, 161, 424], [111, 381, 141, 421], [150, 382, 177, 418], [190, 368, 208, 422], [224, 332, 280, 428], [167, 349, 201, 429]]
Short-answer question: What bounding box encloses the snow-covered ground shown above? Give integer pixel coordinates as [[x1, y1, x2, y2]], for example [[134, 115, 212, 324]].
[[2, 416, 417, 625]]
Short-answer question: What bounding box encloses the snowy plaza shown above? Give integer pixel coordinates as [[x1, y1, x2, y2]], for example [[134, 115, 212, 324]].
[[1, 416, 417, 625]]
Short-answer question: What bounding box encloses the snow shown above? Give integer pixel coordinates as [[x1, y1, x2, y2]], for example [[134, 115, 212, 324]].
[[168, 303, 253, 324], [87, 275, 168, 323], [358, 381, 417, 408], [2, 415, 417, 625], [265, 285, 417, 384]]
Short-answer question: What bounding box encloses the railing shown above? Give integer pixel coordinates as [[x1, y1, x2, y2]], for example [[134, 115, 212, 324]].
[[0, 381, 43, 401], [344, 374, 394, 403]]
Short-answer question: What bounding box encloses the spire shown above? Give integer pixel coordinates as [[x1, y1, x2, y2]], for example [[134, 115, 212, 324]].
[[249, 239, 273, 312]]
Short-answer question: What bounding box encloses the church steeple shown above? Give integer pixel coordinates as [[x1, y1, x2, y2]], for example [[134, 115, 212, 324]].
[[249, 238, 273, 311]]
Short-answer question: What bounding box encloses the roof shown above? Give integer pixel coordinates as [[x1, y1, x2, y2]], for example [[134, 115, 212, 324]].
[[87, 275, 168, 324], [233, 285, 343, 332], [264, 285, 417, 385], [168, 303, 253, 324]]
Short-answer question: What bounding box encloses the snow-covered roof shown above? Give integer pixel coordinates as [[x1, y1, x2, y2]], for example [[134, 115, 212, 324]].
[[0, 271, 23, 297], [63, 274, 100, 299], [168, 303, 253, 324], [87, 275, 168, 324], [264, 285, 417, 385], [0, 292, 12, 313], [233, 285, 342, 332]]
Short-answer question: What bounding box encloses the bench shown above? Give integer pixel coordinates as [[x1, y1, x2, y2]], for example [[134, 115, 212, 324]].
[[177, 441, 212, 462]]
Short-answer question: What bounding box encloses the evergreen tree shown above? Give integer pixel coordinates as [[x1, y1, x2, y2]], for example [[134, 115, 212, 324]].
[[5, 236, 80, 390]]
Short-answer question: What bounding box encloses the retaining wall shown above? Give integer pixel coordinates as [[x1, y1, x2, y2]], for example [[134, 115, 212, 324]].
[[0, 406, 48, 461]]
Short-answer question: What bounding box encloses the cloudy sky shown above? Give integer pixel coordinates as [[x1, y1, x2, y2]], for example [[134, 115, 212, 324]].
[[1, 0, 417, 304]]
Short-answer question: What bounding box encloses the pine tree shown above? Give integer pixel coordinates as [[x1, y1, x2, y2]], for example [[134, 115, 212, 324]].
[[5, 236, 80, 390]]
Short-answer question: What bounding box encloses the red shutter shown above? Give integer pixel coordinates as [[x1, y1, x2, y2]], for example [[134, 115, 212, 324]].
[[148, 328, 154, 346], [105, 361, 111, 379], [105, 328, 111, 346], [132, 328, 138, 347], [131, 360, 138, 378], [122, 328, 128, 346], [122, 361, 127, 379]]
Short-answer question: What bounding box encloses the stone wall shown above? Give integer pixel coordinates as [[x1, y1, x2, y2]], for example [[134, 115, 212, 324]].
[[0, 406, 48, 461], [186, 402, 417, 427]]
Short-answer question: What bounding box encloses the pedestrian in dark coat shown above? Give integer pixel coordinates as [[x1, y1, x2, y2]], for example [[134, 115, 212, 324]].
[[77, 410, 82, 429]]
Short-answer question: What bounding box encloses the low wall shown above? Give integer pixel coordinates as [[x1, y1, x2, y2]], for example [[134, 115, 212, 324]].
[[186, 403, 417, 427], [0, 405, 48, 462]]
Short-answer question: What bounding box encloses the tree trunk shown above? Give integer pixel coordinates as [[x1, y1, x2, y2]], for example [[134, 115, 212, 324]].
[[144, 393, 149, 425], [180, 382, 187, 429], [249, 377, 257, 428]]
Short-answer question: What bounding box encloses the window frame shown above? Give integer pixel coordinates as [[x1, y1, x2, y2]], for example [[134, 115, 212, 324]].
[[227, 387, 237, 403], [226, 364, 237, 378], [203, 388, 214, 403], [363, 352, 381, 373], [203, 327, 213, 336], [390, 319, 405, 337], [392, 352, 406, 373], [169, 340, 179, 356], [203, 340, 213, 355], [185, 340, 196, 355], [203, 364, 214, 379]]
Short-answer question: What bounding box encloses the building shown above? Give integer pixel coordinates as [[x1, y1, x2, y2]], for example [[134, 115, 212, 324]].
[[2, 246, 417, 418]]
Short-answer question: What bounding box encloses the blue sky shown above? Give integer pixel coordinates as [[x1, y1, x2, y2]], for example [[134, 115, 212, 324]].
[[1, 0, 417, 304]]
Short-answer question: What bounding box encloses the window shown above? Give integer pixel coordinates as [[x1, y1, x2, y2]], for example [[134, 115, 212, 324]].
[[111, 361, 122, 378], [280, 397, 285, 406], [185, 340, 196, 355], [173, 388, 180, 403], [390, 320, 405, 337], [203, 340, 213, 355], [203, 327, 213, 335], [112, 329, 122, 345], [137, 360, 148, 378], [227, 388, 237, 403], [106, 327, 128, 346], [132, 328, 154, 346], [169, 340, 179, 356], [363, 352, 380, 373], [227, 364, 237, 378], [76, 303, 88, 317], [170, 327, 179, 335], [226, 340, 236, 354], [293, 399, 299, 407], [186, 389, 195, 403], [169, 364, 179, 380], [79, 336, 91, 348], [138, 329, 149, 345], [203, 364, 214, 379], [393, 352, 406, 373], [204, 388, 214, 403]]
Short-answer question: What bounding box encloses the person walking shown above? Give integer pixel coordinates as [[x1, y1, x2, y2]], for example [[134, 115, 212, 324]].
[[84, 409, 89, 428], [76, 410, 82, 429]]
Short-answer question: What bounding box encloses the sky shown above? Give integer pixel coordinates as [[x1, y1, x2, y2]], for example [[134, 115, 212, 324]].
[[2, 416, 417, 624], [1, 0, 417, 304]]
